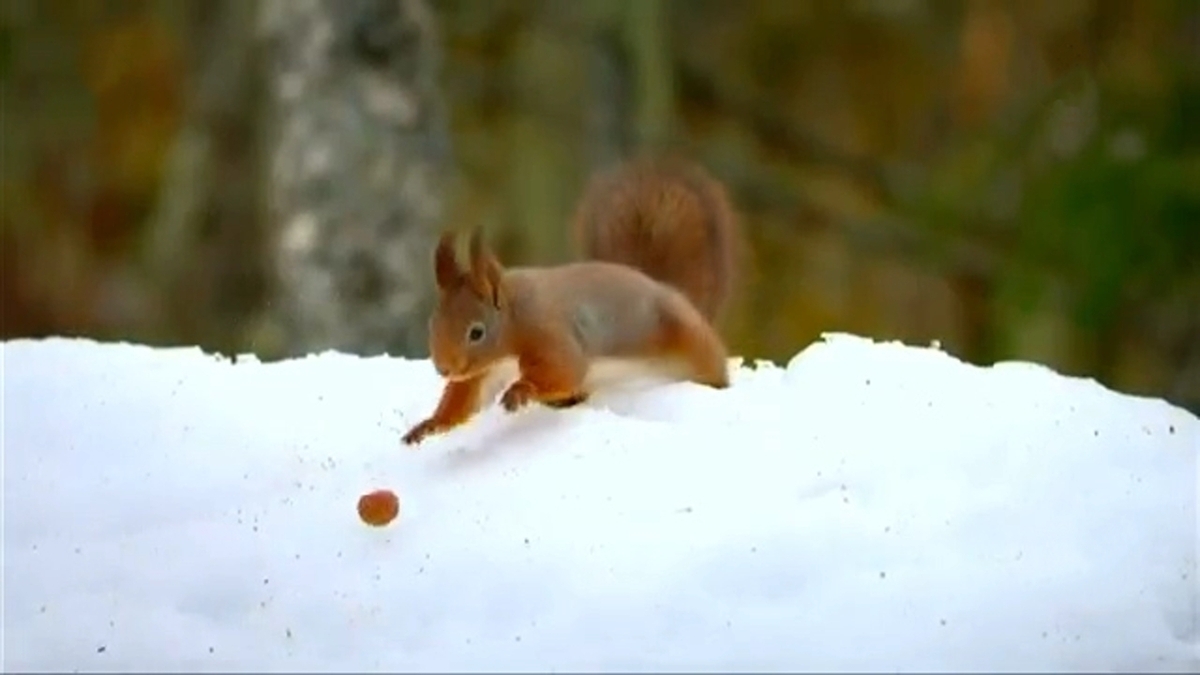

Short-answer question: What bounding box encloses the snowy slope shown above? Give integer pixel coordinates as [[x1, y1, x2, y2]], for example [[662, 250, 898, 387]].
[[2, 333, 1197, 672]]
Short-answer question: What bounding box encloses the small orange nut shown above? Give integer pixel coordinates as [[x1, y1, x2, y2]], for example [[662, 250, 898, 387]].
[[357, 489, 400, 527]]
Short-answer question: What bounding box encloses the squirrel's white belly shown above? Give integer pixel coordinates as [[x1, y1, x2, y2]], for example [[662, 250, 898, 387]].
[[584, 357, 690, 391], [479, 356, 690, 404]]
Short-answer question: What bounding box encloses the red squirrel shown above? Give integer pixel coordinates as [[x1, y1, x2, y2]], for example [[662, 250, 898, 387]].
[[402, 156, 742, 446]]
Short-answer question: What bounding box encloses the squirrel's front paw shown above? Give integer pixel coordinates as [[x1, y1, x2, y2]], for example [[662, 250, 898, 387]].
[[402, 418, 440, 446], [500, 380, 535, 412]]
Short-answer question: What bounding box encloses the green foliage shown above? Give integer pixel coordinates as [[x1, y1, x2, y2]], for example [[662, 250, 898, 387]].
[[904, 55, 1199, 352], [1018, 79, 1200, 334]]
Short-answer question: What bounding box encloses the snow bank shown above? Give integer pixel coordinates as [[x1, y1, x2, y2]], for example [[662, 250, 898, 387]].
[[2, 333, 1197, 671]]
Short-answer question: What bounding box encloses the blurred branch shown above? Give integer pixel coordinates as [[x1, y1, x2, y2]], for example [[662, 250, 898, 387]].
[[624, 0, 672, 150], [679, 60, 1141, 296], [581, 16, 630, 170], [727, 160, 1005, 282], [143, 123, 211, 293], [505, 16, 582, 264], [674, 59, 892, 200], [141, 0, 265, 351]]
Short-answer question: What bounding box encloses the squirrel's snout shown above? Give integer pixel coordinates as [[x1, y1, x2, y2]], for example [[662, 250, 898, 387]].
[[431, 353, 465, 379]]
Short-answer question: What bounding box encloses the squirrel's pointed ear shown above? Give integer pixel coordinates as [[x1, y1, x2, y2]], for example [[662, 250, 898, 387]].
[[467, 227, 505, 309], [433, 231, 461, 290]]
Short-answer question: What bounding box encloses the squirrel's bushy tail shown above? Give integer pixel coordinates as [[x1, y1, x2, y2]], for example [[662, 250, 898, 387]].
[[570, 157, 741, 323]]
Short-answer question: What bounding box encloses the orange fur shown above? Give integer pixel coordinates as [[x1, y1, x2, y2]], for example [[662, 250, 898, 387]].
[[403, 158, 741, 446], [400, 373, 484, 445]]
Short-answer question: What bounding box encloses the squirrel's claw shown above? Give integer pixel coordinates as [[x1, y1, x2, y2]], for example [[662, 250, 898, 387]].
[[402, 418, 439, 446], [500, 380, 534, 412]]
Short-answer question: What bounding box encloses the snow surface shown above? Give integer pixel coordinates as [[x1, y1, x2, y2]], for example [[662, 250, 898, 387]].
[[2, 333, 1198, 672]]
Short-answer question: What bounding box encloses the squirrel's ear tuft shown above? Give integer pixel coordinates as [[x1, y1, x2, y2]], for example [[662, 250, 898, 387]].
[[467, 227, 505, 309], [433, 231, 461, 289]]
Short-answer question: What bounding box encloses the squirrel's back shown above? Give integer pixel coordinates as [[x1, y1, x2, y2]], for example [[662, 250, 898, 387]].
[[570, 156, 741, 323]]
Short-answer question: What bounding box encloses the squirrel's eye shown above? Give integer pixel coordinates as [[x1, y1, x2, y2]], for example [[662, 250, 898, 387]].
[[466, 322, 486, 344]]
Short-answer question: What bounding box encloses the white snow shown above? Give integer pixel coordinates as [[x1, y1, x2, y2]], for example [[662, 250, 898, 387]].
[[2, 332, 1197, 672]]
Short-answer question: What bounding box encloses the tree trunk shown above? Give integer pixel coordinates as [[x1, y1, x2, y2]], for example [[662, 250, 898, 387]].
[[259, 0, 451, 357]]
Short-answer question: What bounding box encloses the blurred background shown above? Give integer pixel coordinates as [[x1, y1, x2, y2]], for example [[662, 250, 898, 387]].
[[3, 0, 1198, 413]]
